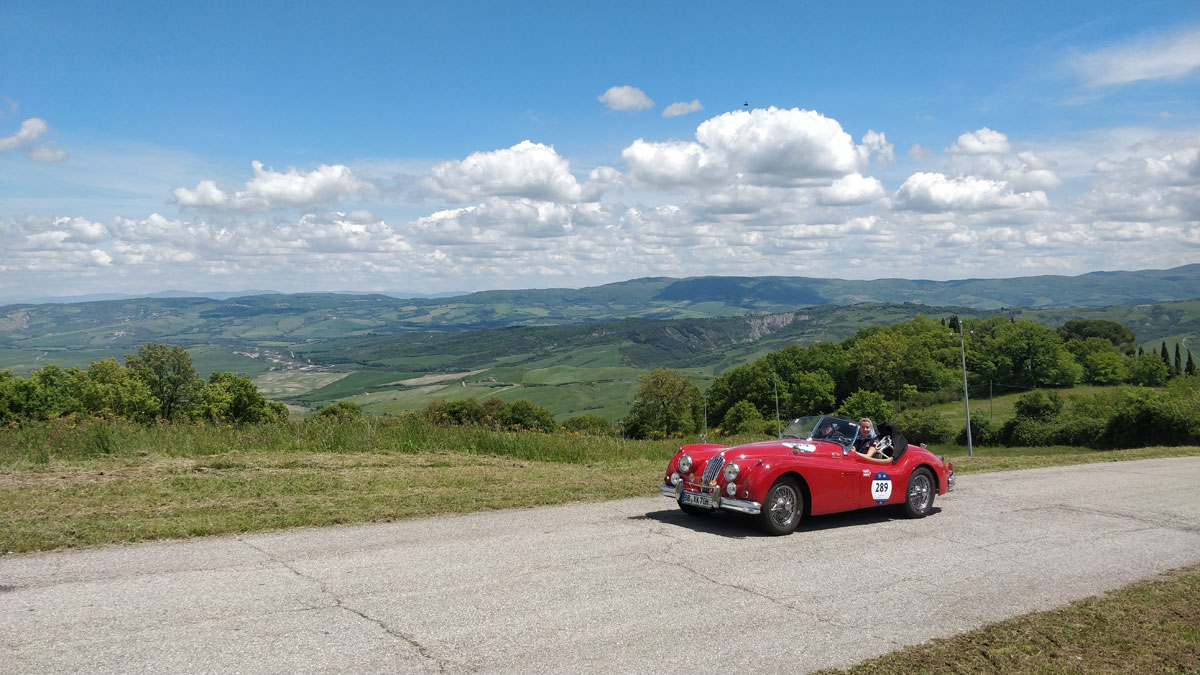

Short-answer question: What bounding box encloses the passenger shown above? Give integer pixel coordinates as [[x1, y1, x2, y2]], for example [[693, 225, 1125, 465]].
[[853, 418, 881, 457]]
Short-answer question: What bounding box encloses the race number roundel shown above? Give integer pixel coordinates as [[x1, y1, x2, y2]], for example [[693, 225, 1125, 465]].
[[871, 471, 892, 504]]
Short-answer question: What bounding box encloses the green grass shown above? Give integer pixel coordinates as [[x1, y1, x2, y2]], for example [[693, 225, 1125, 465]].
[[817, 564, 1200, 674], [921, 385, 1129, 429], [2, 415, 1197, 554]]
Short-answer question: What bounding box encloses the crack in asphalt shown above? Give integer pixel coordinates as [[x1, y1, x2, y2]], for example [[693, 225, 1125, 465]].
[[236, 538, 453, 674], [1048, 503, 1200, 533]]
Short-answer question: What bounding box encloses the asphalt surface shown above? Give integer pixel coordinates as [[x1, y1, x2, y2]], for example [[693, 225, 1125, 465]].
[[2, 456, 1199, 674]]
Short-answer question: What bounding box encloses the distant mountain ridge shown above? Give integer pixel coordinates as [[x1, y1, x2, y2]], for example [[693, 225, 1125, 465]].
[[1, 265, 1196, 352]]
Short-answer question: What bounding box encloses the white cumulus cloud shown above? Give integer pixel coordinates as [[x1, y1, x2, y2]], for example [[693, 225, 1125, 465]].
[[598, 85, 654, 111], [950, 127, 1011, 155], [894, 172, 1048, 212], [427, 141, 585, 203], [861, 130, 895, 165], [173, 161, 376, 212], [0, 118, 48, 151], [820, 173, 885, 205], [0, 117, 67, 161], [662, 100, 704, 118], [623, 106, 868, 188]]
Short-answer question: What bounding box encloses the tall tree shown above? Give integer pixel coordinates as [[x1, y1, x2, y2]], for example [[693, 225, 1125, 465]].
[[1175, 344, 1183, 375], [1187, 352, 1197, 376], [125, 344, 201, 421], [1057, 319, 1137, 355], [1161, 341, 1172, 375], [624, 368, 700, 438]]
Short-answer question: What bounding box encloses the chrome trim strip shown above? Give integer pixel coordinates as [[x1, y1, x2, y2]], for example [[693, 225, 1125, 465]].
[[717, 497, 762, 515], [947, 469, 955, 492]]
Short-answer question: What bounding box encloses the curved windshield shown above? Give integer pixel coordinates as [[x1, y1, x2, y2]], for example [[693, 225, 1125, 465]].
[[781, 415, 857, 446]]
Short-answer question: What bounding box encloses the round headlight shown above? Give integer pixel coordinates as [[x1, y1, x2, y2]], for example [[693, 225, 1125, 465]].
[[723, 461, 740, 482], [670, 472, 681, 486], [725, 482, 737, 497], [677, 454, 693, 473]]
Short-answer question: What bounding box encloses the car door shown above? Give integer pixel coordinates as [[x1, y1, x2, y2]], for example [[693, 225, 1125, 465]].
[[852, 452, 906, 508]]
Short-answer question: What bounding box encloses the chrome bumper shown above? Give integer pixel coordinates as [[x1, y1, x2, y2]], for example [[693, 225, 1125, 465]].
[[947, 468, 955, 492], [660, 483, 762, 515]]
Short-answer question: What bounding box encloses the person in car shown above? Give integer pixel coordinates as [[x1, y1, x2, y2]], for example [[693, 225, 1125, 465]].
[[853, 418, 881, 457]]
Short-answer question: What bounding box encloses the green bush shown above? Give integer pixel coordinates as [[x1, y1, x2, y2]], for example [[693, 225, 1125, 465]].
[[561, 414, 614, 435], [1013, 390, 1064, 421], [502, 400, 556, 433], [1100, 378, 1200, 448], [957, 418, 998, 446], [317, 400, 363, 421], [1051, 414, 1107, 447], [892, 408, 953, 445]]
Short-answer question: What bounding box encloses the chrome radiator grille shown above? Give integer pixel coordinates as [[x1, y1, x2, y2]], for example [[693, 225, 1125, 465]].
[[701, 454, 725, 483]]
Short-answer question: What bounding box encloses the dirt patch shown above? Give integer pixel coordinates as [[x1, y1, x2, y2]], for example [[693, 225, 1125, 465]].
[[384, 370, 487, 387]]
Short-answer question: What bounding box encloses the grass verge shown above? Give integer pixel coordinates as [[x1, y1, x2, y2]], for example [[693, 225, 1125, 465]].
[[1, 416, 1197, 553], [815, 564, 1200, 675]]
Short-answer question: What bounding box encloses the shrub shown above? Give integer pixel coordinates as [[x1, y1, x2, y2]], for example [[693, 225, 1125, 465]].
[[957, 418, 998, 446], [1001, 417, 1059, 446], [317, 400, 363, 422], [1100, 379, 1200, 448], [501, 399, 556, 433], [1051, 414, 1107, 447], [560, 414, 613, 436], [1013, 390, 1064, 421], [892, 408, 952, 445]]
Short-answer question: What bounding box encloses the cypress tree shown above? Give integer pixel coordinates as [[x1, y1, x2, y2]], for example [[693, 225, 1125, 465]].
[[1188, 352, 1196, 376], [1175, 344, 1182, 374], [1161, 342, 1172, 375], [1138, 345, 1144, 357]]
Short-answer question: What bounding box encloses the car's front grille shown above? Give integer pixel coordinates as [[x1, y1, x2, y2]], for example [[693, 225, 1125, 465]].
[[701, 454, 725, 483]]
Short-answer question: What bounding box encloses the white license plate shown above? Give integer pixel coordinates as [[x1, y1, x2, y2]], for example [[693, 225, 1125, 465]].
[[681, 491, 713, 508]]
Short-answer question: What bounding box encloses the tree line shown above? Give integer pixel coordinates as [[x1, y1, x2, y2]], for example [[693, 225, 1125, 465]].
[[0, 344, 287, 425], [620, 316, 1199, 447]]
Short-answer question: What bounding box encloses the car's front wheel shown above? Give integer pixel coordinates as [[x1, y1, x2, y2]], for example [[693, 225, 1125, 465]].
[[758, 478, 803, 535], [902, 468, 935, 518]]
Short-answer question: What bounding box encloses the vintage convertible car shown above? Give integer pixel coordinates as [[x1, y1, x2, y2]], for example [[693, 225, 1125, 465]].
[[659, 414, 954, 535]]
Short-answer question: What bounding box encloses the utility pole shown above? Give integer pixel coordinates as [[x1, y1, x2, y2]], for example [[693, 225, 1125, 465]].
[[773, 373, 781, 438], [958, 323, 973, 457]]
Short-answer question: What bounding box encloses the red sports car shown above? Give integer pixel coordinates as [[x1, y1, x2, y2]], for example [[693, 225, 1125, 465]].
[[660, 415, 954, 535]]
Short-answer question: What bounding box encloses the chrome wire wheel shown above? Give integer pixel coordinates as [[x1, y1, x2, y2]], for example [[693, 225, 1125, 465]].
[[758, 478, 804, 535], [768, 485, 798, 528], [902, 469, 934, 518]]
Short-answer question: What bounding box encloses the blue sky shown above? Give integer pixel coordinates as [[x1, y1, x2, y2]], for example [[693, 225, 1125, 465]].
[[2, 0, 1198, 301]]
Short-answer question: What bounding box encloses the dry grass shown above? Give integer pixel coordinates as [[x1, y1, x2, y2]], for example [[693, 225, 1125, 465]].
[[816, 564, 1200, 674], [0, 450, 662, 553]]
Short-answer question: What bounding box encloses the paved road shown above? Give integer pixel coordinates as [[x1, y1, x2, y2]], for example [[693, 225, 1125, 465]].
[[3, 457, 1199, 674]]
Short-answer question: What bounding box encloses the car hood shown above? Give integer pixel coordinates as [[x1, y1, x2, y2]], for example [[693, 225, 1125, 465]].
[[719, 438, 843, 460]]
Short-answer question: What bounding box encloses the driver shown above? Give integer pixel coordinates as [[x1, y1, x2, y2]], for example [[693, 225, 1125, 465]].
[[853, 418, 882, 457]]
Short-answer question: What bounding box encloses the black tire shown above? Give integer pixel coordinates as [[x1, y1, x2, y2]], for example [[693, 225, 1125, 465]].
[[679, 502, 709, 517], [901, 468, 935, 519], [758, 478, 803, 535]]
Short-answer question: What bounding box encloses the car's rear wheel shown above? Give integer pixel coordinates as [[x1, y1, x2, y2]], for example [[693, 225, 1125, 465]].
[[758, 478, 803, 535], [902, 468, 935, 518]]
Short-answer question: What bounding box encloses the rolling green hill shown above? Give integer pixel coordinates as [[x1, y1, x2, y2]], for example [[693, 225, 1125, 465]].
[[2, 266, 1197, 422], [3, 266, 1197, 353]]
